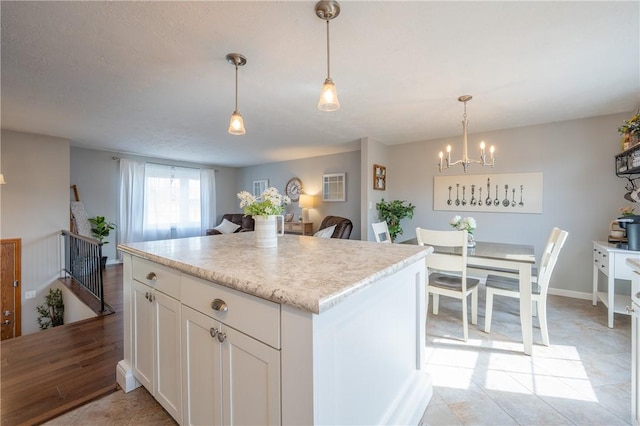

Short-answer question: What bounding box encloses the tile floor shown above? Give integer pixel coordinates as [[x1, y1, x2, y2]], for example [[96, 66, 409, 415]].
[[420, 289, 632, 425], [46, 288, 632, 425]]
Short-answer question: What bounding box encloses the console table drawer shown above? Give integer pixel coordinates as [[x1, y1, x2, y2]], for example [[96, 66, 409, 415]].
[[594, 247, 609, 272]]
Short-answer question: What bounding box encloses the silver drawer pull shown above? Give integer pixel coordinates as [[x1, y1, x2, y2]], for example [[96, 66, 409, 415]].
[[217, 332, 227, 343], [211, 299, 228, 312], [146, 272, 157, 281], [627, 305, 635, 314], [210, 327, 218, 338]]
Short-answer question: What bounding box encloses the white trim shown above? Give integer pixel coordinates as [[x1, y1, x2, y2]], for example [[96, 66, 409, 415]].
[[548, 287, 592, 300]]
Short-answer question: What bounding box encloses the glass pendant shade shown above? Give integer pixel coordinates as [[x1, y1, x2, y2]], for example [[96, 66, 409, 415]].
[[318, 78, 340, 112], [228, 111, 246, 136]]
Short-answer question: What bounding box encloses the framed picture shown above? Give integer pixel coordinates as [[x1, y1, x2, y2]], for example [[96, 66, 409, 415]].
[[373, 164, 386, 190], [323, 173, 346, 202], [284, 213, 294, 222], [253, 179, 269, 197]]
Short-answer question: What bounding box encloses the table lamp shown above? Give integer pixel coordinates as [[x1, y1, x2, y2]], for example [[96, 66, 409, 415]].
[[299, 194, 315, 223]]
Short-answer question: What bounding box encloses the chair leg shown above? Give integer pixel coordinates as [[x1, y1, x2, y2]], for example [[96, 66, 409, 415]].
[[471, 288, 478, 325], [538, 299, 550, 346], [433, 294, 439, 315], [462, 294, 469, 342], [484, 289, 494, 333]]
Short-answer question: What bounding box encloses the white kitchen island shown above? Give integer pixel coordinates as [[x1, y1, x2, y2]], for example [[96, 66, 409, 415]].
[[116, 232, 432, 425]]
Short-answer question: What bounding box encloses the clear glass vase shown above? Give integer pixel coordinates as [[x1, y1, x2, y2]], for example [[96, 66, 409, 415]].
[[467, 233, 476, 248]]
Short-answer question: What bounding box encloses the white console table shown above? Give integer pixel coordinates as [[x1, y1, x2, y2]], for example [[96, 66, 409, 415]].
[[592, 241, 640, 328]]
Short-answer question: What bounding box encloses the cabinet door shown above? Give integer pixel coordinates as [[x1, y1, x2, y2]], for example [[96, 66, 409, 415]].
[[155, 291, 182, 421], [131, 280, 154, 390], [182, 306, 223, 426], [222, 325, 281, 425]]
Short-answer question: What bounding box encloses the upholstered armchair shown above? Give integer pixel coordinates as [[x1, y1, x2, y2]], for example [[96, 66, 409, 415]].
[[317, 216, 353, 239], [206, 214, 254, 235]]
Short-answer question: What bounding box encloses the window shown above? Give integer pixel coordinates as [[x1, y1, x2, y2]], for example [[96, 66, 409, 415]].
[[143, 164, 202, 240]]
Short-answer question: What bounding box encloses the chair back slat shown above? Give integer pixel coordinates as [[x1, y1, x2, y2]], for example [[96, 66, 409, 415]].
[[372, 221, 392, 243], [537, 227, 568, 294], [416, 228, 469, 287]]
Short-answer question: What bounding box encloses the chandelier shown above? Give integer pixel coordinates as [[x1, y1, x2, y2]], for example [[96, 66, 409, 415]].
[[439, 95, 495, 173]]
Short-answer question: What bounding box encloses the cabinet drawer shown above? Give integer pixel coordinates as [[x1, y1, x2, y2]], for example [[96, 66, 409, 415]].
[[181, 275, 280, 349], [132, 256, 181, 300], [594, 247, 609, 273]]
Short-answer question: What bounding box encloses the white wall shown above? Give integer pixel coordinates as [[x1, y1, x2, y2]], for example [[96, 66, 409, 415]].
[[238, 151, 362, 239], [0, 130, 70, 335], [361, 137, 390, 241], [387, 112, 631, 296]]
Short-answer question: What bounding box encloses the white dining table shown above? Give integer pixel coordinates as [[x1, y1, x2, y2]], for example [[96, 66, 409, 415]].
[[404, 238, 536, 355]]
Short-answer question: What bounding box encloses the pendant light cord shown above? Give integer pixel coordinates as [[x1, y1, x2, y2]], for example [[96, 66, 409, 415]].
[[326, 19, 331, 79], [234, 64, 239, 112]]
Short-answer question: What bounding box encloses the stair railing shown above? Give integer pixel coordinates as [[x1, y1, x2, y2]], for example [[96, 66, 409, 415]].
[[60, 230, 105, 312]]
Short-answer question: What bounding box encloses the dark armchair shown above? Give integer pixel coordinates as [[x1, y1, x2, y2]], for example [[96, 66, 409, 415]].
[[318, 215, 353, 239], [206, 214, 254, 235]]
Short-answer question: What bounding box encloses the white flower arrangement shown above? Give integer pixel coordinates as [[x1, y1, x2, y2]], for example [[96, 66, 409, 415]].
[[449, 215, 477, 234], [238, 187, 291, 217]]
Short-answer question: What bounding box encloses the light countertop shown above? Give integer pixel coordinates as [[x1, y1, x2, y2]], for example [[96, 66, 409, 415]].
[[118, 233, 431, 314]]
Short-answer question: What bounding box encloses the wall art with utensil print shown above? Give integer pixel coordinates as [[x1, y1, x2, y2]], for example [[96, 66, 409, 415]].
[[433, 173, 543, 214]]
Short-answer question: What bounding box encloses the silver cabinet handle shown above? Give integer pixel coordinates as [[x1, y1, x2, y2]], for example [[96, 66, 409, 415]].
[[145, 292, 150, 301], [146, 272, 157, 281], [150, 293, 155, 303], [210, 327, 218, 338], [627, 305, 635, 314], [217, 332, 226, 343], [211, 299, 228, 312]]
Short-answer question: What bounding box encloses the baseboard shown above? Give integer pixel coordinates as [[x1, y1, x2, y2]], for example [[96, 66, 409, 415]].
[[547, 288, 592, 300]]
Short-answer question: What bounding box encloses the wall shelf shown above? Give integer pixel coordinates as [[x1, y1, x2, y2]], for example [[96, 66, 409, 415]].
[[615, 143, 640, 177]]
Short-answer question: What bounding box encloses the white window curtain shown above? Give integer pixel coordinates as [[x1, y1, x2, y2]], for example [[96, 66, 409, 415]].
[[118, 159, 217, 247], [118, 158, 145, 246]]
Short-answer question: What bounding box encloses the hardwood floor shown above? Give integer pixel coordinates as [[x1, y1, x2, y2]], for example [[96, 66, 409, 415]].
[[1, 265, 123, 426]]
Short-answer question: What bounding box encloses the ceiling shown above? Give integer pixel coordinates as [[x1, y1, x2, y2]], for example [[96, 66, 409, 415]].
[[1, 1, 639, 167]]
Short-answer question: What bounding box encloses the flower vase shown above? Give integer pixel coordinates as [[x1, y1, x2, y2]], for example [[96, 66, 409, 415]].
[[467, 233, 476, 248], [253, 215, 284, 248]]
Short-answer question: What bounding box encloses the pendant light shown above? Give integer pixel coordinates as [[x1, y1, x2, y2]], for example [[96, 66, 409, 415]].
[[315, 1, 341, 112], [226, 53, 247, 135], [438, 95, 496, 173]]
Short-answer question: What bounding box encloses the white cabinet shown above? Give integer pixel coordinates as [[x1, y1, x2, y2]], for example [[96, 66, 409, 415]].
[[633, 296, 640, 426], [629, 263, 640, 426], [131, 259, 182, 422], [181, 277, 281, 426]]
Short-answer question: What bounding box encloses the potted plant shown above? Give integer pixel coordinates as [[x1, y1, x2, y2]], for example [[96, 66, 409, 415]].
[[376, 199, 416, 242], [36, 288, 64, 330], [619, 111, 640, 150], [88, 216, 116, 268]]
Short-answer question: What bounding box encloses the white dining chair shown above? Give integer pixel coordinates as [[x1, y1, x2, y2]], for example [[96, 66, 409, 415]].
[[372, 221, 391, 243], [484, 227, 568, 346], [416, 227, 479, 342]]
